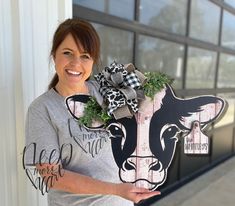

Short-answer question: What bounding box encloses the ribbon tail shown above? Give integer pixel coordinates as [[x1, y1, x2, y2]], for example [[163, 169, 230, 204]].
[[113, 105, 133, 119]]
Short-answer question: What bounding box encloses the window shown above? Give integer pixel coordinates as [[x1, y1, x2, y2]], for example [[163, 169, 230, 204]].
[[222, 11, 235, 50], [217, 53, 235, 88], [224, 0, 235, 8], [214, 93, 235, 127], [73, 0, 135, 20], [136, 35, 184, 89], [186, 47, 217, 89], [93, 23, 134, 67], [189, 0, 220, 44], [139, 0, 187, 35]]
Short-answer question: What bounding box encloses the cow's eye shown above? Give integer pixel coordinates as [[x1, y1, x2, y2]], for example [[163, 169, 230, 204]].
[[160, 124, 179, 151], [161, 124, 180, 139], [107, 123, 125, 139]]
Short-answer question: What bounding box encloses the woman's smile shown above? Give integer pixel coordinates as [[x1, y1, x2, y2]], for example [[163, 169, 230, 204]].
[[66, 69, 81, 76]]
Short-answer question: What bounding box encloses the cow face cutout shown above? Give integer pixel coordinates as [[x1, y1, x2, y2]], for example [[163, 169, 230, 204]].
[[65, 84, 226, 190]]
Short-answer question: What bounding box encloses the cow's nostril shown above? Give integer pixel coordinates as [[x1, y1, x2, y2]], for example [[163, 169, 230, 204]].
[[123, 160, 136, 171], [149, 162, 162, 171]]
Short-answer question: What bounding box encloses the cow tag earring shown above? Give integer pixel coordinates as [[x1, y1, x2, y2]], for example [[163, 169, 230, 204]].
[[184, 121, 209, 154]]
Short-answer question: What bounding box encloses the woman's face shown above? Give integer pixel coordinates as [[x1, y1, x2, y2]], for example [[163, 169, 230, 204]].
[[54, 33, 94, 91]]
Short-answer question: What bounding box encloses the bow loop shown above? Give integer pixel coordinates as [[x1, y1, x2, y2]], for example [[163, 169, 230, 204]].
[[119, 87, 137, 100], [111, 72, 124, 86]]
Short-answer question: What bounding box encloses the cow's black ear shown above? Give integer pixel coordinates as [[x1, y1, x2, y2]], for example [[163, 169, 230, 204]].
[[180, 96, 225, 125], [163, 85, 226, 128], [65, 94, 91, 120]]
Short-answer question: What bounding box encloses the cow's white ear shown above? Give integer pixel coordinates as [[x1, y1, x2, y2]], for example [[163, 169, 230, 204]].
[[180, 97, 225, 129], [65, 94, 105, 129], [65, 95, 90, 120]]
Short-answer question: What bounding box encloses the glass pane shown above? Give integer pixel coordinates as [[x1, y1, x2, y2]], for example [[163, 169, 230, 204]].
[[139, 0, 187, 35], [214, 93, 235, 128], [224, 0, 235, 8], [222, 11, 235, 50], [136, 35, 184, 89], [73, 0, 135, 20], [217, 53, 235, 88], [93, 23, 134, 68], [186, 47, 217, 89], [73, 0, 104, 11], [190, 0, 220, 44]]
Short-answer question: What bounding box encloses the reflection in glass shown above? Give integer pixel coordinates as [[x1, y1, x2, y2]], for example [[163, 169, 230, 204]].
[[190, 0, 220, 44], [214, 93, 235, 128], [92, 23, 134, 68], [222, 11, 235, 50], [186, 47, 217, 89], [73, 0, 135, 20], [136, 35, 184, 89], [224, 0, 235, 8], [139, 0, 187, 35], [217, 53, 235, 88]]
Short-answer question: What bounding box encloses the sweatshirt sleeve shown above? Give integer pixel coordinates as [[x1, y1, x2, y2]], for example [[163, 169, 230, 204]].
[[24, 104, 60, 166]]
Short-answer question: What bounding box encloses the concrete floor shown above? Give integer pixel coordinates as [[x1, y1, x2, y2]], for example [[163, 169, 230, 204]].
[[150, 156, 235, 206]]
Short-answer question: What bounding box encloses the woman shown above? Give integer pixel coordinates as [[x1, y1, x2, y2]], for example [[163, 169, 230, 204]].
[[25, 18, 160, 206]]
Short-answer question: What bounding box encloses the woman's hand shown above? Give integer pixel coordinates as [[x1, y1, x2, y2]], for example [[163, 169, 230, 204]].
[[35, 163, 160, 203], [114, 183, 161, 204]]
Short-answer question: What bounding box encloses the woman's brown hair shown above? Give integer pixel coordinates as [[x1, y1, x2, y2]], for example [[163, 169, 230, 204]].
[[48, 18, 100, 90]]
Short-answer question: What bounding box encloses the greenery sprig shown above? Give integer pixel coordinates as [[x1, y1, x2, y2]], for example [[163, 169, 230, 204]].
[[78, 97, 111, 127], [143, 72, 173, 100]]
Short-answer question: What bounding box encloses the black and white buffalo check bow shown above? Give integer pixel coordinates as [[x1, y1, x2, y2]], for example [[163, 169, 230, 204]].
[[94, 61, 146, 119]]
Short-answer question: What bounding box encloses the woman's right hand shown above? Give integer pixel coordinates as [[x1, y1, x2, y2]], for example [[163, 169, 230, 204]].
[[114, 183, 161, 204]]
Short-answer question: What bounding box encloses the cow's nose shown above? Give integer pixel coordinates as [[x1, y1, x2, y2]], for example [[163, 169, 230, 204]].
[[123, 156, 160, 171], [122, 156, 161, 189]]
